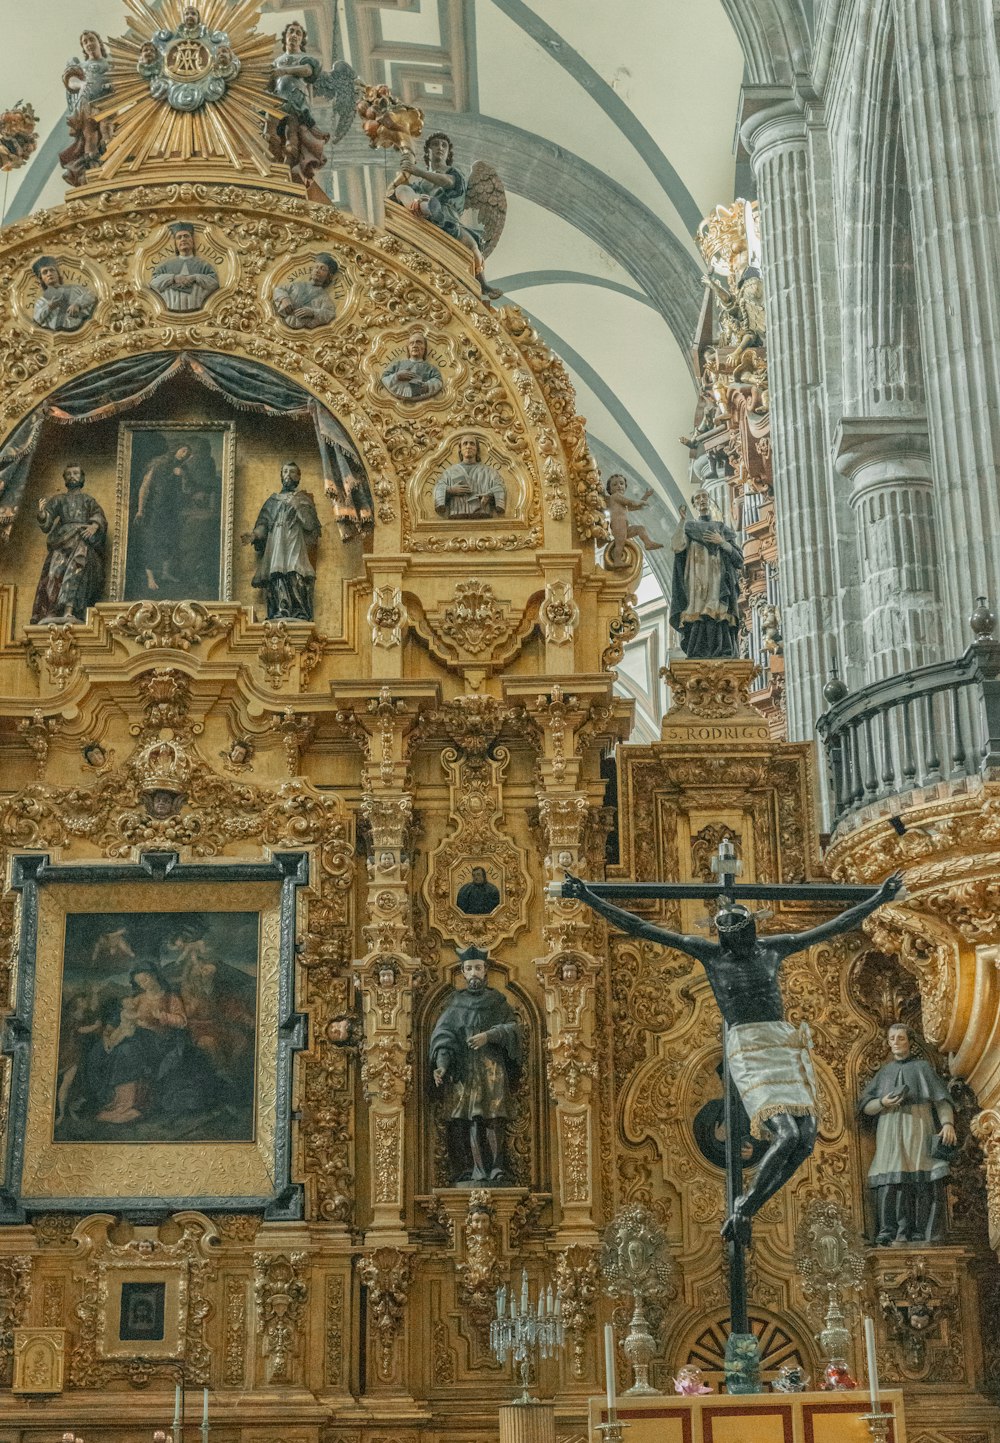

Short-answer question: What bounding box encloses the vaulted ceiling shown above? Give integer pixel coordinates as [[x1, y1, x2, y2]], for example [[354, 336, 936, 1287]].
[[1, 1, 749, 539]]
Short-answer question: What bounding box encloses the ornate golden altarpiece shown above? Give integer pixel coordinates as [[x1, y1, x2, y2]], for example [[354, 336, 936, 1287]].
[[0, 8, 997, 1443]]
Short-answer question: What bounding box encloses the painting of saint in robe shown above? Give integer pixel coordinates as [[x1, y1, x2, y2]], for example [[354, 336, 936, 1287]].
[[122, 425, 230, 602]]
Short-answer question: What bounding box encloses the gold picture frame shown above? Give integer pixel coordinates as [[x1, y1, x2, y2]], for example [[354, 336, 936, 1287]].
[[110, 421, 236, 602], [2, 852, 307, 1219]]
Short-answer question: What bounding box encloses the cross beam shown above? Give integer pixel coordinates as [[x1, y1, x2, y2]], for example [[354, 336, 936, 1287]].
[[572, 881, 879, 904]]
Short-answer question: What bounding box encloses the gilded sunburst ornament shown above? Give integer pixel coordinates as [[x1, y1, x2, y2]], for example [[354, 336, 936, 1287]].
[[93, 0, 282, 180]]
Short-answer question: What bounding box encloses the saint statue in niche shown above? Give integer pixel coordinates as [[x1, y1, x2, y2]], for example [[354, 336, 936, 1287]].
[[272, 252, 338, 330], [858, 1021, 956, 1245], [429, 945, 521, 1185], [31, 463, 107, 624], [456, 866, 501, 916], [380, 332, 444, 401], [149, 223, 220, 313], [243, 461, 322, 621], [669, 489, 744, 658], [433, 435, 506, 520], [30, 256, 97, 332]]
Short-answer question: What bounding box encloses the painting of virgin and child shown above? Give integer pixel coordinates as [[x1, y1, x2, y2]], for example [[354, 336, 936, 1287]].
[[53, 910, 259, 1144]]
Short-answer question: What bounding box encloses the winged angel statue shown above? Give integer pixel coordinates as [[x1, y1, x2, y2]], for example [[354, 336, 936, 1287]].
[[267, 20, 359, 186], [389, 131, 507, 300]]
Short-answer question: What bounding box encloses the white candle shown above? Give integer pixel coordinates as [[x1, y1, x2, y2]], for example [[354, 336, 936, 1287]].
[[864, 1316, 880, 1411], [173, 1384, 181, 1429], [604, 1323, 617, 1417], [202, 1389, 208, 1425]]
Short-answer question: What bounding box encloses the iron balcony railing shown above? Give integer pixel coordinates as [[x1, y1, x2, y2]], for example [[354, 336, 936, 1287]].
[[816, 600, 1000, 828]]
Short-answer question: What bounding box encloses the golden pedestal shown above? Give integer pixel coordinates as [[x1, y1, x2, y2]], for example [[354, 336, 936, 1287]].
[[499, 1402, 557, 1443]]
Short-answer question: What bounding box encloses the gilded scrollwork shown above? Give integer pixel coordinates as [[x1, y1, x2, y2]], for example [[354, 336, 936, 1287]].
[[554, 1244, 599, 1378], [254, 1252, 307, 1385], [0, 1256, 32, 1386], [357, 1247, 413, 1382], [70, 1213, 217, 1389]]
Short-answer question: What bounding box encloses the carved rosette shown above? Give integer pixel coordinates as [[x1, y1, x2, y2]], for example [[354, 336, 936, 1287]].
[[539, 581, 579, 646], [357, 1247, 414, 1385]]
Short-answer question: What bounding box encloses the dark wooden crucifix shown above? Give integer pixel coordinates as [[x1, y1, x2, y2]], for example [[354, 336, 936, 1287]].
[[551, 841, 901, 1335]]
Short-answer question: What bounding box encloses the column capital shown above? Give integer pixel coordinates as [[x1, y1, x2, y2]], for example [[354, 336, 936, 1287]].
[[834, 415, 932, 498], [739, 89, 806, 166]]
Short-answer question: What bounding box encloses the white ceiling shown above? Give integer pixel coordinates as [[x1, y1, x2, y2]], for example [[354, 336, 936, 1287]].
[[1, 0, 747, 536]]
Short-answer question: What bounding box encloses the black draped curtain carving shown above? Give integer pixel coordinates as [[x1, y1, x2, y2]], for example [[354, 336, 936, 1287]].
[[0, 351, 374, 540]]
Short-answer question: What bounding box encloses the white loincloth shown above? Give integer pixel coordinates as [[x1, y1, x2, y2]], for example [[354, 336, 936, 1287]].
[[726, 1020, 817, 1139]]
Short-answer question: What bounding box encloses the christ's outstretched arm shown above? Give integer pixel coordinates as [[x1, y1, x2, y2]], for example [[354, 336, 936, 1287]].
[[767, 871, 903, 959], [561, 873, 717, 963]]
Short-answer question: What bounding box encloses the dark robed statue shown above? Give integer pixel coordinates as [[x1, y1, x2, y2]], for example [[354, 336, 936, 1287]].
[[429, 945, 521, 1184], [669, 489, 743, 657], [243, 461, 321, 621], [31, 463, 107, 623], [563, 871, 903, 1242], [859, 1021, 956, 1245]]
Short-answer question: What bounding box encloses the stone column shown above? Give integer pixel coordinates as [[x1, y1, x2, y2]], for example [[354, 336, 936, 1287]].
[[742, 99, 838, 740], [835, 417, 945, 680], [891, 0, 1000, 650]]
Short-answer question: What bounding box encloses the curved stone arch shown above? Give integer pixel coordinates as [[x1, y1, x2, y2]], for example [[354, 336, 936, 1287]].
[[720, 0, 813, 86]]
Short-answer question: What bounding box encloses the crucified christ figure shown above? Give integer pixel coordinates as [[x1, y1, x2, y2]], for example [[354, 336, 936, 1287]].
[[561, 870, 903, 1244]]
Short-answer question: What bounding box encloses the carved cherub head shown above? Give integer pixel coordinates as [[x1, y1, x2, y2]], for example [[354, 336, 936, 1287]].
[[327, 1014, 360, 1047]]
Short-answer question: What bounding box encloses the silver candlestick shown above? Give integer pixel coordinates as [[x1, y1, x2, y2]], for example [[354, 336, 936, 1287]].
[[490, 1268, 565, 1404]]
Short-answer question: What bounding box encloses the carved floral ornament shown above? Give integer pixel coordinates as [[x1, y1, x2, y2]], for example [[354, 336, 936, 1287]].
[[0, 184, 606, 547]]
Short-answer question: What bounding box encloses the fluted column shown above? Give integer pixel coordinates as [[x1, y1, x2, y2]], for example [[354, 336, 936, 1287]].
[[891, 0, 1000, 647], [835, 417, 945, 680], [742, 100, 837, 739]]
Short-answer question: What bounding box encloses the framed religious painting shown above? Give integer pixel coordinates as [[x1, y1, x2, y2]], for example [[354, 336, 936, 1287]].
[[0, 851, 307, 1220], [109, 421, 236, 602]]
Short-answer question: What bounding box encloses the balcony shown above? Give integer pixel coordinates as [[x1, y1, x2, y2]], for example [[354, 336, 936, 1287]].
[[817, 599, 1000, 831]]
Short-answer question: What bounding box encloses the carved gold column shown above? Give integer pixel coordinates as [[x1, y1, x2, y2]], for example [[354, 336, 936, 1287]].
[[335, 683, 437, 1244], [507, 680, 626, 1242]]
